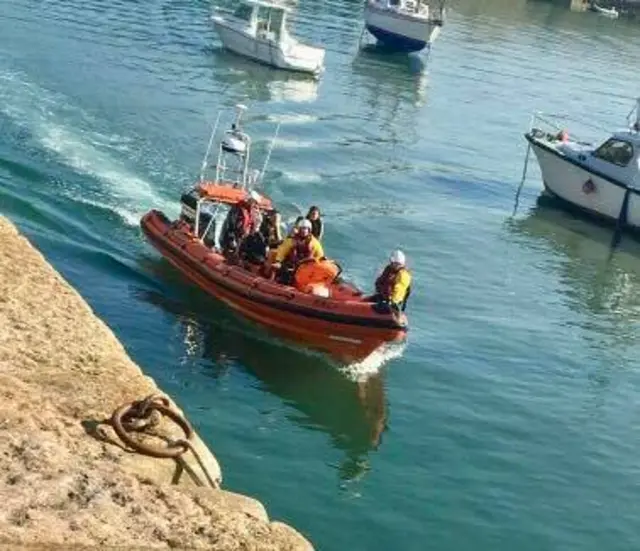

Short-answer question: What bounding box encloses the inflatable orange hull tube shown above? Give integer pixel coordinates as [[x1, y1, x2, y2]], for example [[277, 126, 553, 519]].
[[141, 210, 408, 363]]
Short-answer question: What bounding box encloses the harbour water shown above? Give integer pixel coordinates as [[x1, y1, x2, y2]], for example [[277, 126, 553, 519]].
[[1, 0, 640, 549]]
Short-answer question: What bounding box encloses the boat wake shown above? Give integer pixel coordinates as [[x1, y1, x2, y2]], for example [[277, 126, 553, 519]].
[[338, 342, 407, 382], [274, 137, 315, 149], [280, 170, 322, 184], [39, 124, 179, 226], [265, 338, 406, 381], [0, 69, 177, 227], [266, 113, 318, 125]]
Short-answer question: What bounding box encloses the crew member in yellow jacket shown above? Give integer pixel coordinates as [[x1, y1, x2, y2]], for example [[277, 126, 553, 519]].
[[371, 249, 412, 312], [272, 219, 324, 284]]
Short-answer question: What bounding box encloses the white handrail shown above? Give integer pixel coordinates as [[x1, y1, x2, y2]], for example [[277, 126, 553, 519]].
[[242, 136, 252, 188], [529, 112, 599, 145], [194, 198, 202, 239], [532, 112, 607, 133], [626, 97, 640, 131], [200, 111, 222, 182]]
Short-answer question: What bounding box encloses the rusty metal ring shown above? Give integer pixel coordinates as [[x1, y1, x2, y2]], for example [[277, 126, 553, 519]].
[[136, 394, 170, 419], [111, 396, 194, 459]]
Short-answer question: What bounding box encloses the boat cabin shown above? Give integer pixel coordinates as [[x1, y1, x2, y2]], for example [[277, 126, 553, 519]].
[[230, 0, 290, 43], [581, 99, 640, 188], [586, 130, 640, 188]]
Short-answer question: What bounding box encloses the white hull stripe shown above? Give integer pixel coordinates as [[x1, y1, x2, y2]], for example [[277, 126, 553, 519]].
[[329, 335, 362, 344]]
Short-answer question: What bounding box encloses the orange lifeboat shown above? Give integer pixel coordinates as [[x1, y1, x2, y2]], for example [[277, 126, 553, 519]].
[[143, 103, 408, 362], [140, 210, 408, 364]]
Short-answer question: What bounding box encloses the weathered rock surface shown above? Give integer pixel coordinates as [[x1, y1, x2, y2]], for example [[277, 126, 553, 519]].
[[0, 216, 313, 550]]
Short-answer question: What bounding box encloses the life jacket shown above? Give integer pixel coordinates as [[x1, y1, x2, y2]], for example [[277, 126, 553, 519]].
[[287, 235, 313, 265], [233, 202, 253, 237], [220, 203, 252, 253], [376, 265, 411, 310], [401, 285, 411, 312]]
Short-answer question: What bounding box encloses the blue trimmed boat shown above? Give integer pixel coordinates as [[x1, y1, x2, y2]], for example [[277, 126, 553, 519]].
[[523, 98, 640, 234], [363, 0, 445, 53]]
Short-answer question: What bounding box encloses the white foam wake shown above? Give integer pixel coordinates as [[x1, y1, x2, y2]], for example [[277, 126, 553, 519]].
[[274, 138, 315, 149], [266, 113, 318, 125], [281, 170, 322, 184], [339, 342, 407, 382], [0, 69, 177, 226]]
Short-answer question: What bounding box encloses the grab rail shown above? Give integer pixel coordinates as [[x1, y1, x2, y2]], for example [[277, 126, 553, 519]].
[[529, 112, 597, 147]]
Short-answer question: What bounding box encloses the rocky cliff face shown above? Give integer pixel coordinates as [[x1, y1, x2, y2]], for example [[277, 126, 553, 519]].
[[0, 216, 313, 550]]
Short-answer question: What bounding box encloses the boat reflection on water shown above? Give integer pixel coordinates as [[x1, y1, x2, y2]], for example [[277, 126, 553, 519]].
[[352, 44, 429, 109], [347, 45, 429, 150], [265, 76, 319, 104], [508, 200, 640, 342], [205, 46, 319, 103], [135, 265, 388, 483], [198, 320, 388, 483]]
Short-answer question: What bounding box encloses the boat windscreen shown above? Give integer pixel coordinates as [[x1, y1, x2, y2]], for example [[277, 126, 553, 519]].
[[233, 4, 253, 21], [257, 6, 283, 39], [269, 8, 284, 35], [593, 138, 634, 167]]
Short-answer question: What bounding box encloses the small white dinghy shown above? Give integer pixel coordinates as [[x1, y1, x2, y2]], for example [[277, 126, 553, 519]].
[[211, 0, 325, 76], [522, 98, 640, 235]]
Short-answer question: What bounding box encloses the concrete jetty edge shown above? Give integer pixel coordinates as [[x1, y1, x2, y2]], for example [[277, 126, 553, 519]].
[[0, 216, 313, 550]]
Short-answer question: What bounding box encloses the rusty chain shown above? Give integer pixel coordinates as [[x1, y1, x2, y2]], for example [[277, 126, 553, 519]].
[[110, 394, 219, 488]]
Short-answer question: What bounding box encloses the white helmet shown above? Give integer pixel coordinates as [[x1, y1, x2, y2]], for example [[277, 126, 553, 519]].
[[389, 249, 406, 266], [248, 190, 261, 202], [299, 219, 312, 231]]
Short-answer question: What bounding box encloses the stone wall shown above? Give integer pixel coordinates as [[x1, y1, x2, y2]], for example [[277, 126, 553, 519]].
[[0, 216, 313, 550]]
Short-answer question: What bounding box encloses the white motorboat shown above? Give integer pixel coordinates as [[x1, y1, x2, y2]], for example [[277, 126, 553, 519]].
[[523, 98, 640, 233], [211, 0, 325, 76], [363, 0, 445, 53]]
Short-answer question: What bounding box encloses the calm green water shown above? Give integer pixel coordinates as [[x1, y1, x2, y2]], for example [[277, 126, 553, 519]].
[[2, 0, 640, 548]]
